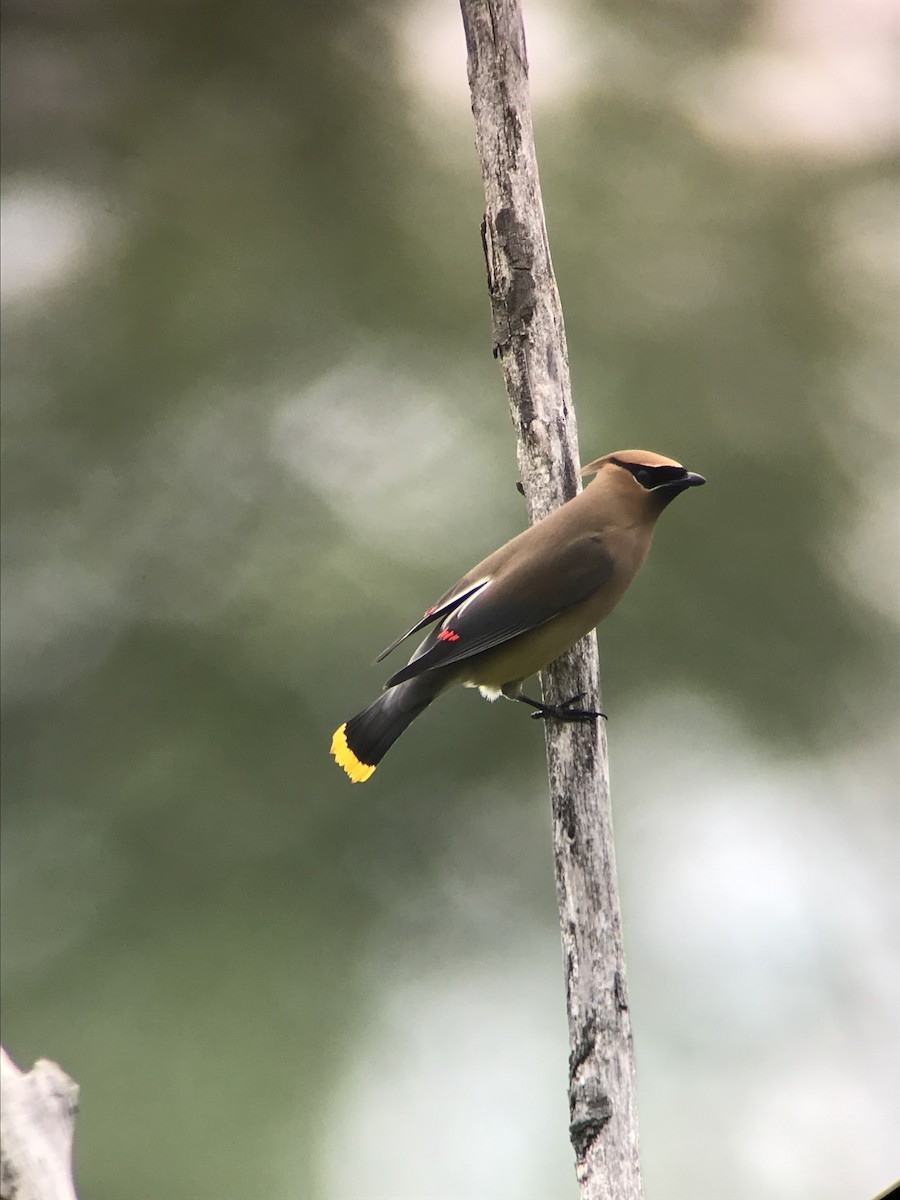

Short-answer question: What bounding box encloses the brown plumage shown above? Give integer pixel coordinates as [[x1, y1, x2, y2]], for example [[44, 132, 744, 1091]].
[[331, 450, 705, 781]]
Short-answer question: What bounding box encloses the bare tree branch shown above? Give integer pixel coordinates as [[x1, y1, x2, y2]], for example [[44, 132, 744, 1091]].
[[458, 3, 643, 1197], [0, 1047, 79, 1200]]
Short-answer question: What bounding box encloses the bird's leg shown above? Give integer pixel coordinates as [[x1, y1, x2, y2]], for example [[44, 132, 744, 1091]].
[[515, 693, 606, 723]]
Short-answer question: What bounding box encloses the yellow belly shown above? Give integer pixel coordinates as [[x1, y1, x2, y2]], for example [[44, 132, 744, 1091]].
[[459, 576, 631, 691]]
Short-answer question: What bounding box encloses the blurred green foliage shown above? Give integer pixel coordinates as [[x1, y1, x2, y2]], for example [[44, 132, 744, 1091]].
[[2, 1, 897, 1198]]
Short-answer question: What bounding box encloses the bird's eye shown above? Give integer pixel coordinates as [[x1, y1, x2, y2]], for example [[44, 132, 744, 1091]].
[[611, 459, 689, 489]]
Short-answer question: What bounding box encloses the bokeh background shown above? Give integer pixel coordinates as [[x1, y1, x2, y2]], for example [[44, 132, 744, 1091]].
[[2, 1, 898, 1197]]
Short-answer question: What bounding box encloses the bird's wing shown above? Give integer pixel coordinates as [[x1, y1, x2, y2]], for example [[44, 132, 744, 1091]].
[[383, 533, 614, 687], [373, 578, 491, 663]]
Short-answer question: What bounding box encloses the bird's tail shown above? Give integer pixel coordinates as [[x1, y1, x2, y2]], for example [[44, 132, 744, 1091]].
[[331, 674, 441, 782]]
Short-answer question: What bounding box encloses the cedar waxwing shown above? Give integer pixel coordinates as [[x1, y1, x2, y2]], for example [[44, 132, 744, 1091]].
[[331, 449, 705, 781]]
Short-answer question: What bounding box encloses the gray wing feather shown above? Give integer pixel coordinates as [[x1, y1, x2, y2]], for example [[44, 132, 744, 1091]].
[[384, 534, 613, 687]]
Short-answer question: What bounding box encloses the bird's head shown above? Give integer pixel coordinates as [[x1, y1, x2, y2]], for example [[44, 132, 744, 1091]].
[[581, 450, 706, 511]]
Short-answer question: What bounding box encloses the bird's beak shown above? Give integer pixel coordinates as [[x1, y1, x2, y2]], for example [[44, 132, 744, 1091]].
[[683, 472, 706, 487]]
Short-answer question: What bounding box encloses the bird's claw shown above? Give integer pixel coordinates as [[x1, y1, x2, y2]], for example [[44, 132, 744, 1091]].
[[530, 693, 607, 722]]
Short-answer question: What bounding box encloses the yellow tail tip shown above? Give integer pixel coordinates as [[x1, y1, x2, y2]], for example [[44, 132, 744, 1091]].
[[330, 723, 376, 783]]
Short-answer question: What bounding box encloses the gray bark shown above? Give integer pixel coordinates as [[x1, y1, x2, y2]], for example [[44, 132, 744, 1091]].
[[0, 1047, 79, 1200], [458, 3, 643, 1198]]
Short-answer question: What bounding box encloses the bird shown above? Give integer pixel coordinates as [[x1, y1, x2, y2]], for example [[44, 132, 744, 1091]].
[[331, 449, 705, 782]]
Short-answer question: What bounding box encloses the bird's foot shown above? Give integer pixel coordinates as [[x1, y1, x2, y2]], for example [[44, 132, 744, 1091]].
[[519, 693, 607, 723]]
